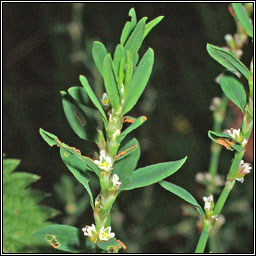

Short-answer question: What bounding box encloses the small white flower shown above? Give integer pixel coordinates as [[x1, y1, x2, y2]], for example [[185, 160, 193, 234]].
[[99, 226, 115, 241], [112, 174, 121, 187], [209, 97, 221, 111], [203, 194, 213, 212], [235, 160, 252, 183], [224, 34, 233, 42], [82, 224, 97, 237], [101, 93, 110, 107], [215, 73, 224, 84], [235, 177, 244, 183], [225, 128, 241, 141], [94, 150, 113, 172], [195, 172, 204, 183], [239, 160, 252, 175]]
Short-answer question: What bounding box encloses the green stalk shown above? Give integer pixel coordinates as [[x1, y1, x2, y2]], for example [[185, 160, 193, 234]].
[[208, 96, 227, 182], [195, 221, 211, 253], [213, 179, 235, 216]]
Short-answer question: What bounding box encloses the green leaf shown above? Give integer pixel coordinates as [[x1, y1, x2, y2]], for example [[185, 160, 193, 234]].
[[232, 3, 253, 38], [208, 130, 243, 152], [124, 50, 133, 86], [159, 181, 204, 218], [118, 56, 126, 86], [143, 16, 164, 40], [117, 116, 147, 143], [103, 54, 121, 110], [34, 224, 95, 253], [113, 44, 126, 77], [3, 158, 58, 253], [61, 91, 98, 142], [219, 73, 247, 113], [39, 128, 59, 147], [79, 75, 108, 124], [120, 8, 137, 45], [39, 129, 100, 177], [113, 138, 140, 187], [60, 148, 95, 209], [206, 43, 250, 80], [97, 238, 123, 253], [68, 86, 95, 109], [124, 18, 146, 59], [120, 157, 187, 191], [3, 158, 21, 175], [123, 48, 154, 114], [92, 41, 108, 76]]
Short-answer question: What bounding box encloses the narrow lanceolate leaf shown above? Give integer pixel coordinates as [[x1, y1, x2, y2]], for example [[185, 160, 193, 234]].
[[124, 50, 133, 86], [120, 8, 137, 45], [34, 225, 95, 253], [159, 181, 205, 218], [39, 129, 100, 177], [60, 148, 94, 209], [208, 130, 243, 152], [206, 44, 250, 80], [120, 157, 187, 191], [113, 44, 126, 77], [68, 87, 95, 109], [123, 48, 154, 114], [232, 3, 253, 38], [92, 41, 108, 76], [113, 138, 140, 188], [79, 75, 108, 124], [219, 74, 247, 113], [61, 91, 98, 142], [143, 16, 164, 40], [117, 116, 147, 143], [124, 18, 146, 59], [103, 54, 121, 110]]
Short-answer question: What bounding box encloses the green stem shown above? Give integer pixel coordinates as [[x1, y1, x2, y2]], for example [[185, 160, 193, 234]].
[[208, 95, 227, 191], [195, 221, 211, 253], [213, 179, 235, 216]]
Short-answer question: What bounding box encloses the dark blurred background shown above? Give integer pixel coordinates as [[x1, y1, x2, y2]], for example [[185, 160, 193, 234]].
[[3, 3, 253, 253]]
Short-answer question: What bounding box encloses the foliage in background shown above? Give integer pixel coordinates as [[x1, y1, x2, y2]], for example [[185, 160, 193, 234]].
[[3, 157, 59, 253]]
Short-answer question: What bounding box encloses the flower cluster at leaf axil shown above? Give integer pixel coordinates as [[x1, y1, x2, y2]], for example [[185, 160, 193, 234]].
[[82, 224, 115, 243], [94, 150, 113, 172], [235, 160, 252, 183], [225, 128, 247, 148]]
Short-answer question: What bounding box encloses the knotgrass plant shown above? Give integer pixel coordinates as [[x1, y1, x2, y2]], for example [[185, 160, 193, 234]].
[[195, 3, 253, 252], [158, 3, 253, 253], [33, 4, 253, 253], [35, 9, 187, 253]]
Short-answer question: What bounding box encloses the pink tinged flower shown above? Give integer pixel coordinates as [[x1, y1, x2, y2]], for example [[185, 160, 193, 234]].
[[235, 160, 252, 183], [99, 226, 115, 241], [239, 160, 252, 174]]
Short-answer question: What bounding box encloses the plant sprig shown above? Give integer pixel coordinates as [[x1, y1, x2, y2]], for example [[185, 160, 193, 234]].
[[35, 8, 187, 253]]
